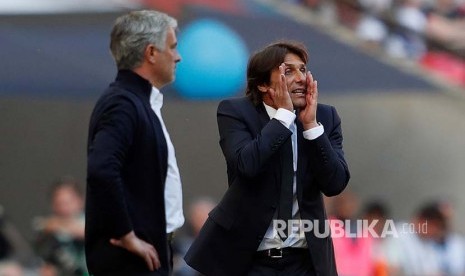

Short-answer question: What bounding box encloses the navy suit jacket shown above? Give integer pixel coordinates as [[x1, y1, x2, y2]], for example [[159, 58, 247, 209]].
[[86, 70, 170, 275], [185, 97, 350, 276]]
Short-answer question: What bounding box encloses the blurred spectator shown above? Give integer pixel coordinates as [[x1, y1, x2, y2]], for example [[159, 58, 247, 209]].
[[0, 260, 24, 276], [426, 15, 465, 49], [384, 202, 445, 275], [298, 0, 464, 86], [0, 206, 36, 269], [385, 0, 428, 59], [335, 0, 363, 28], [356, 0, 392, 49], [173, 197, 216, 276], [426, 0, 464, 18], [328, 190, 375, 276], [429, 200, 465, 275], [421, 0, 465, 86], [33, 176, 86, 276], [361, 201, 390, 276]]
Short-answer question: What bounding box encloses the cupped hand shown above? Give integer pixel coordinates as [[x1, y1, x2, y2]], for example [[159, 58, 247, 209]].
[[268, 63, 293, 111], [298, 71, 319, 130]]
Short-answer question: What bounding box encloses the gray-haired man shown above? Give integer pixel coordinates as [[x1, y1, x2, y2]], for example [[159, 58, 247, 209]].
[[86, 10, 184, 275]]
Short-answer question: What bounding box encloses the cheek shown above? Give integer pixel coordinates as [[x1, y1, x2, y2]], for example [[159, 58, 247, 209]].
[[285, 76, 294, 86]]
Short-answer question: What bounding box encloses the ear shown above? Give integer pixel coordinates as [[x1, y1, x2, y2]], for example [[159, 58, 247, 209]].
[[145, 44, 158, 64], [257, 84, 269, 93]]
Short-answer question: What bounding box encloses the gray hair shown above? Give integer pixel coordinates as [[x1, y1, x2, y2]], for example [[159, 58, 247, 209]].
[[110, 10, 177, 70]]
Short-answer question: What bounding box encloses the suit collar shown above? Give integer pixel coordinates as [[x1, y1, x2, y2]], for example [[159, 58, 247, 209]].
[[115, 69, 152, 101]]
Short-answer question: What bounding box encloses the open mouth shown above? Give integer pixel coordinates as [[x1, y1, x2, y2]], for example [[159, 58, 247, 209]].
[[291, 88, 306, 96]]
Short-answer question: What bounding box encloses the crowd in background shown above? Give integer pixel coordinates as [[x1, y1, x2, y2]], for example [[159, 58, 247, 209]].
[[325, 190, 465, 276], [1, 176, 465, 275], [0, 176, 86, 276], [289, 0, 465, 87]]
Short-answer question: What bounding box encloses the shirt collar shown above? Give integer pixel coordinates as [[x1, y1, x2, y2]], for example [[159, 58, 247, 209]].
[[263, 102, 277, 119], [262, 102, 295, 119], [150, 86, 163, 110]]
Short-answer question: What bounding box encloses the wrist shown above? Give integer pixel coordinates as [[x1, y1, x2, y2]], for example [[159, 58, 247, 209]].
[[121, 231, 136, 241], [277, 103, 293, 112], [303, 121, 319, 130]]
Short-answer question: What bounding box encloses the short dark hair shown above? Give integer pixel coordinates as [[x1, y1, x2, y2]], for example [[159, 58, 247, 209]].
[[49, 175, 83, 199], [245, 41, 309, 106], [363, 201, 389, 218], [416, 202, 447, 230]]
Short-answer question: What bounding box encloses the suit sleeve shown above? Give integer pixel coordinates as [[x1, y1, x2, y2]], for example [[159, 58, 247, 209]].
[[305, 106, 350, 196], [87, 95, 136, 238], [217, 100, 292, 179]]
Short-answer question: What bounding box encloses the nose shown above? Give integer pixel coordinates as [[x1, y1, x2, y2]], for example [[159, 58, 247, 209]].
[[176, 52, 182, 63], [295, 70, 305, 82]]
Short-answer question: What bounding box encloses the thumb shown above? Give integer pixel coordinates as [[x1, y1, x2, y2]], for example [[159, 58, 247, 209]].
[[110, 238, 123, 247]]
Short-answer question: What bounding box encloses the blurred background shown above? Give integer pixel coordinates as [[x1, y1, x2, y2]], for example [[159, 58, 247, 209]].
[[1, 0, 464, 275]]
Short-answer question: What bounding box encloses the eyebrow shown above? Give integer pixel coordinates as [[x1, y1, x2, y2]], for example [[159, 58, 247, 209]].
[[283, 63, 306, 69]]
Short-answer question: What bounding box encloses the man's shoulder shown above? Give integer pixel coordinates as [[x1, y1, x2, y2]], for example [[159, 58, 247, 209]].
[[219, 96, 257, 110], [219, 96, 252, 107], [316, 103, 334, 113], [90, 86, 144, 122], [97, 84, 143, 106]]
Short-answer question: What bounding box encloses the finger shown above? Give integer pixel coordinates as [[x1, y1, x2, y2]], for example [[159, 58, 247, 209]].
[[307, 71, 314, 84], [152, 246, 161, 270], [268, 87, 276, 99], [280, 74, 287, 95], [278, 64, 286, 95], [144, 252, 155, 271], [308, 83, 318, 107], [110, 239, 123, 248], [306, 90, 313, 106], [279, 63, 285, 75], [313, 80, 318, 100], [306, 72, 313, 93], [153, 252, 161, 270]]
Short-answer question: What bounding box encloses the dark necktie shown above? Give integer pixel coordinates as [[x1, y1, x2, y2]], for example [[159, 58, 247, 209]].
[[277, 136, 294, 241]]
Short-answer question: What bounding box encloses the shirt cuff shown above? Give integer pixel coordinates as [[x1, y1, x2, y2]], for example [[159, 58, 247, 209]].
[[274, 108, 296, 129], [303, 123, 324, 140]]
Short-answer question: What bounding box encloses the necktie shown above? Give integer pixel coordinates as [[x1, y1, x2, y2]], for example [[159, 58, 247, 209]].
[[277, 134, 294, 241]]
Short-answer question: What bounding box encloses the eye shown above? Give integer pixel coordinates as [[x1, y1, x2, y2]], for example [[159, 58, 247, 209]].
[[284, 69, 292, 75], [300, 67, 306, 73]]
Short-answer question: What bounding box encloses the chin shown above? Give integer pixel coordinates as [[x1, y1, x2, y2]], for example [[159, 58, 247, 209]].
[[292, 100, 307, 110]]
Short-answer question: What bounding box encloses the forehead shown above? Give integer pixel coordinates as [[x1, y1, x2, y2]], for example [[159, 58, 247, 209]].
[[283, 53, 305, 66], [165, 27, 177, 43]]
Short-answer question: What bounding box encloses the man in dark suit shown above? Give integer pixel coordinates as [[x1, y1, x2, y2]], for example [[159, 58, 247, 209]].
[[185, 41, 350, 275], [86, 10, 183, 275]]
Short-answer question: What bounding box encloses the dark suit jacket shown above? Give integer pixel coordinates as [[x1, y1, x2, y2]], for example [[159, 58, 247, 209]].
[[185, 97, 350, 276], [86, 70, 169, 275]]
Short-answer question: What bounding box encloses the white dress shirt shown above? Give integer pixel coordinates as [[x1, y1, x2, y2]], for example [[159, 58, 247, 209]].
[[257, 103, 324, 251], [150, 87, 184, 233]]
